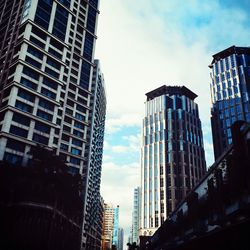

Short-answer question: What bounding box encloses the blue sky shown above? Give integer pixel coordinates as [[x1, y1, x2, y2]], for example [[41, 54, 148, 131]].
[[95, 0, 250, 245]]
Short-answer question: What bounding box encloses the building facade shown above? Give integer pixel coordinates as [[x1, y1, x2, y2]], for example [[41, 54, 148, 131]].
[[132, 187, 140, 244], [140, 85, 206, 236], [117, 228, 124, 250], [210, 46, 250, 159], [102, 203, 115, 250], [112, 205, 119, 248], [0, 0, 106, 249], [84, 60, 106, 249]]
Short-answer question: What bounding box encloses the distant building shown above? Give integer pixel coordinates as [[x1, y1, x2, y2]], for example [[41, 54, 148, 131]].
[[112, 205, 119, 248], [132, 187, 140, 244], [210, 46, 250, 159], [140, 85, 206, 236], [117, 228, 124, 250], [102, 203, 119, 250]]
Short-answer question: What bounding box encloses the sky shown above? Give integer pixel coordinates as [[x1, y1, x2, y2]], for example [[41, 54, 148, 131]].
[[94, 0, 250, 245]]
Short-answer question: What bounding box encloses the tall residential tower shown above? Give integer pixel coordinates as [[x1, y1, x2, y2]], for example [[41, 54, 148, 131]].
[[0, 0, 106, 249], [140, 85, 206, 236], [132, 187, 141, 245], [210, 46, 250, 159]]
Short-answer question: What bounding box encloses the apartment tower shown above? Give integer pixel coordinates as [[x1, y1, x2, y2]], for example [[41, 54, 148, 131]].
[[0, 0, 106, 249], [140, 85, 206, 236], [210, 46, 250, 159]]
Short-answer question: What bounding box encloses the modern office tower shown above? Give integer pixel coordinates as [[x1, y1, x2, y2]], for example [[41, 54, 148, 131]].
[[140, 85, 206, 236], [132, 187, 141, 244], [102, 203, 115, 250], [0, 0, 104, 249], [84, 60, 106, 249], [117, 228, 124, 250], [209, 46, 250, 160], [112, 205, 119, 248]]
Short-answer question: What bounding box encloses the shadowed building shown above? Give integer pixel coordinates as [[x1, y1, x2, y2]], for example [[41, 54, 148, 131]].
[[149, 121, 250, 250], [0, 147, 83, 250], [140, 85, 206, 236], [210, 46, 250, 159]]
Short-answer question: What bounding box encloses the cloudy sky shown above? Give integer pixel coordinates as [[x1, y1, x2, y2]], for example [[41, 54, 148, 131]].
[[94, 0, 250, 244]]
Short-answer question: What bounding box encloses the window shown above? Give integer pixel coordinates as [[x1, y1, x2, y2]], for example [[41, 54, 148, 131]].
[[3, 152, 22, 165], [74, 121, 84, 129], [39, 99, 54, 111], [12, 112, 30, 126], [10, 125, 28, 138], [70, 156, 81, 165], [15, 100, 33, 113], [22, 66, 40, 80], [72, 138, 82, 147], [27, 46, 43, 60], [48, 48, 62, 59], [75, 112, 85, 121], [33, 133, 49, 145], [73, 129, 83, 137], [41, 87, 56, 99], [60, 143, 68, 151], [71, 147, 81, 155], [6, 138, 26, 152], [47, 57, 61, 70], [34, 0, 53, 30], [43, 77, 58, 90], [45, 67, 59, 78], [35, 121, 50, 133], [37, 109, 52, 121], [18, 89, 35, 102], [25, 56, 42, 69], [30, 36, 45, 49], [20, 77, 37, 90]]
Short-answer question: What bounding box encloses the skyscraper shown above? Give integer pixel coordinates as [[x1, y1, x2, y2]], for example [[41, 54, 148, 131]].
[[84, 60, 106, 249], [112, 205, 119, 248], [132, 187, 140, 244], [210, 46, 250, 159], [0, 0, 105, 249], [140, 85, 206, 236], [118, 228, 124, 250]]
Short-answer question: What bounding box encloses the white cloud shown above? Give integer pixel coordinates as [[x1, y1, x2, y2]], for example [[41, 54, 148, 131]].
[[96, 0, 250, 245]]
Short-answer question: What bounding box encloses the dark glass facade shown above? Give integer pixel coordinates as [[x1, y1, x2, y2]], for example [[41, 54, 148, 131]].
[[210, 46, 250, 159]]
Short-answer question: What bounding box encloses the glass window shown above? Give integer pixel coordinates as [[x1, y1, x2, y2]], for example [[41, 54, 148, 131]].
[[15, 100, 33, 113], [33, 133, 49, 145], [37, 109, 52, 121], [6, 138, 26, 152], [27, 46, 43, 60], [3, 152, 22, 165], [41, 87, 56, 99], [18, 89, 35, 102], [12, 112, 30, 126], [22, 66, 40, 80], [43, 77, 58, 90], [10, 125, 28, 138], [71, 147, 81, 155], [20, 77, 37, 90], [70, 156, 81, 165], [35, 121, 50, 133], [72, 138, 82, 147], [39, 99, 54, 111]]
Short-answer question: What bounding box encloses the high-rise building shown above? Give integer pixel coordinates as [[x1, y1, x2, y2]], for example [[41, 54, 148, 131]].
[[132, 187, 140, 244], [0, 0, 105, 249], [102, 203, 115, 250], [84, 60, 106, 249], [209, 46, 250, 159], [112, 205, 119, 248], [117, 228, 124, 250], [140, 85, 206, 236]]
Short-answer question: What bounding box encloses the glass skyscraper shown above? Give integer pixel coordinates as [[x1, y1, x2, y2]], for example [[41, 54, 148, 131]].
[[0, 0, 106, 249], [210, 46, 250, 159], [140, 85, 206, 236]]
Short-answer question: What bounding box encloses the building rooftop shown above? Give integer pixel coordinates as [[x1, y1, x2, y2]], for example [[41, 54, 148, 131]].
[[146, 85, 197, 101], [210, 45, 250, 66]]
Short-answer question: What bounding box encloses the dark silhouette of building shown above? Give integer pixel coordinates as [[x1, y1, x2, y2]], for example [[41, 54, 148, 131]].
[[209, 46, 250, 160], [148, 121, 250, 250], [0, 146, 83, 250]]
